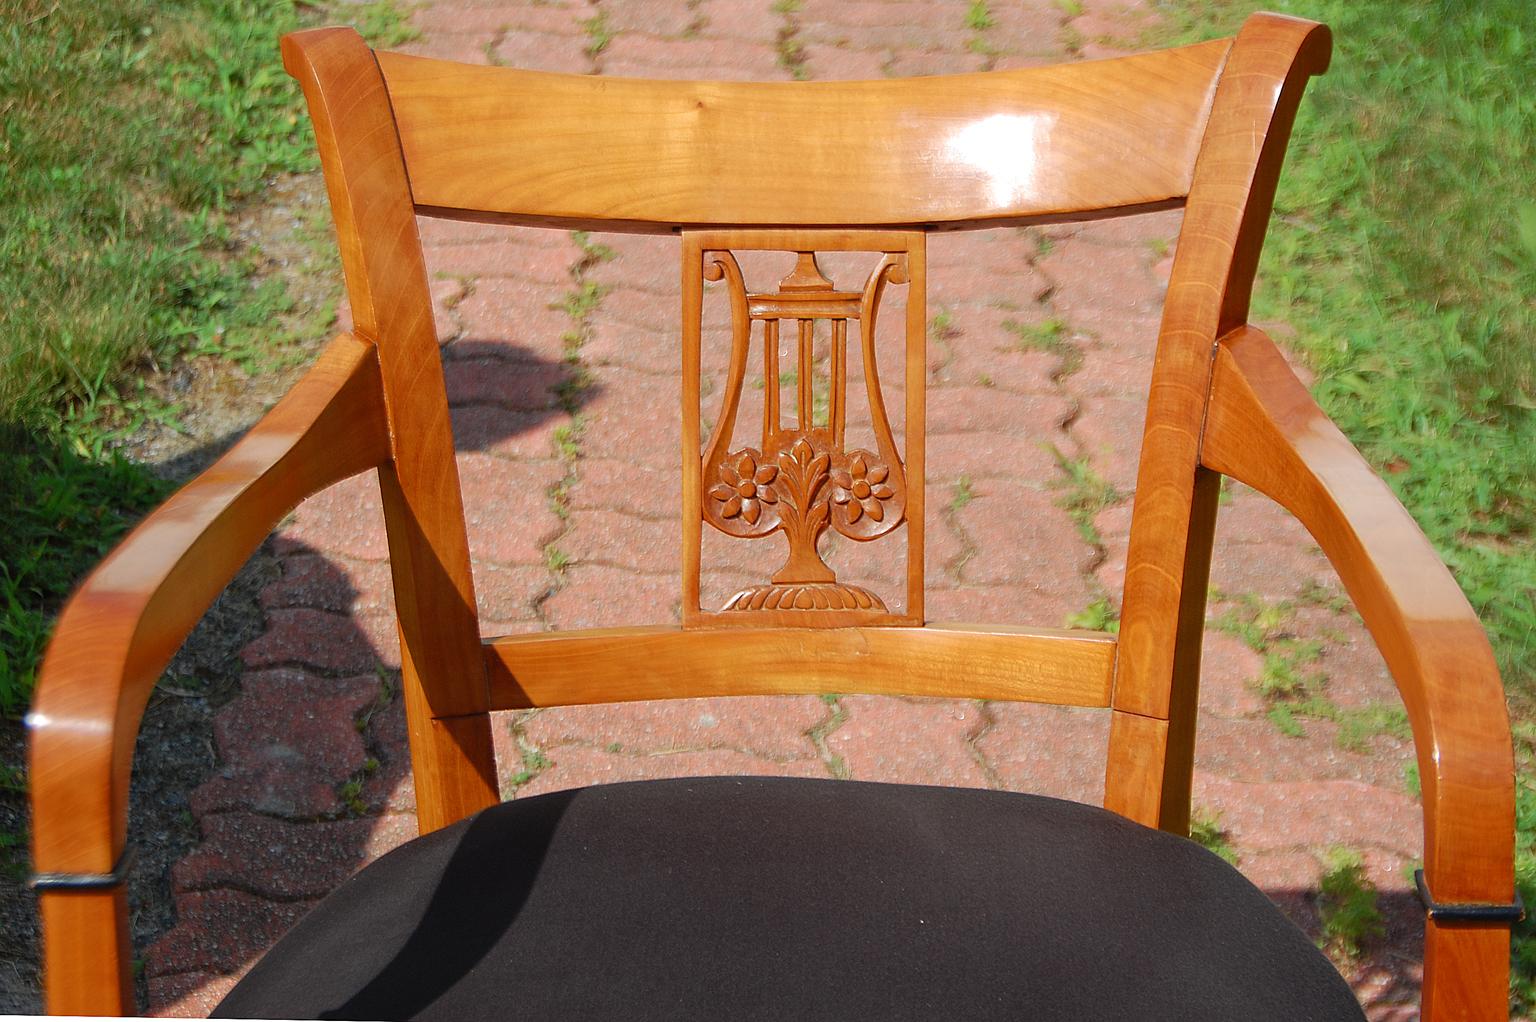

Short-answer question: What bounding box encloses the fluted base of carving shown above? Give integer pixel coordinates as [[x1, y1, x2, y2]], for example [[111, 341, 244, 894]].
[[723, 582, 887, 612]]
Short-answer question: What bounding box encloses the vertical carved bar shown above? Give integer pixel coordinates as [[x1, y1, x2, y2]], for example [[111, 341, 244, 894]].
[[763, 319, 779, 445], [682, 230, 926, 628], [832, 318, 847, 448], [798, 319, 813, 428]]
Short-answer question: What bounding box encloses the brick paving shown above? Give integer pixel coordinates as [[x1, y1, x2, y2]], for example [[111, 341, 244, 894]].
[[144, 3, 1422, 1018]]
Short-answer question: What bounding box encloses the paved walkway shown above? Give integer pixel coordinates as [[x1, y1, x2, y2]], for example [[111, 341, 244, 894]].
[[146, 2, 1422, 1018]]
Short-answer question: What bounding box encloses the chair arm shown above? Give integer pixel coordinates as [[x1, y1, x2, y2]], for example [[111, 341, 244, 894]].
[[1201, 324, 1515, 912], [28, 333, 390, 878]]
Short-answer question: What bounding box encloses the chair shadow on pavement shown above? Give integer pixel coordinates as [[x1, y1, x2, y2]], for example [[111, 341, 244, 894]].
[[73, 337, 590, 1015]]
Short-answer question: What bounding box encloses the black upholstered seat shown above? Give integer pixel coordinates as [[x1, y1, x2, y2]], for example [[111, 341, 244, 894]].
[[215, 777, 1363, 1021]]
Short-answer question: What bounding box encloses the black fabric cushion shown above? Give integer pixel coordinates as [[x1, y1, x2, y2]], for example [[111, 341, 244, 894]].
[[216, 776, 1364, 1021]]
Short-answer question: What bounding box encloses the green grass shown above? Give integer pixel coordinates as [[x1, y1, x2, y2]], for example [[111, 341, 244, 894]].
[[578, 9, 614, 59], [1003, 317, 1082, 377], [1317, 846, 1384, 958], [1046, 446, 1122, 546], [949, 475, 976, 512], [964, 1, 996, 32], [1189, 807, 1238, 865], [0, 0, 414, 717], [1153, 4, 1534, 998], [1147, 0, 1536, 706], [0, 439, 170, 714], [1065, 596, 1120, 633]]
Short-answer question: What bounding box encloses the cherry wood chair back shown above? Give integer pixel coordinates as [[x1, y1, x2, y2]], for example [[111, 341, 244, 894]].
[[281, 12, 1321, 837], [30, 12, 1517, 1019]]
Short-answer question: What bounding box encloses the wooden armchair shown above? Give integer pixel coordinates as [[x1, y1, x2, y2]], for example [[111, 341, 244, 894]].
[[29, 12, 1518, 1019]]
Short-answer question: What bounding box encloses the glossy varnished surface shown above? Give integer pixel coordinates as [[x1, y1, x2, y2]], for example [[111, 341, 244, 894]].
[[29, 334, 389, 1013], [282, 27, 501, 833], [1104, 12, 1332, 830], [1202, 326, 1514, 1019], [377, 40, 1230, 231], [29, 13, 1518, 1017], [484, 623, 1117, 710]]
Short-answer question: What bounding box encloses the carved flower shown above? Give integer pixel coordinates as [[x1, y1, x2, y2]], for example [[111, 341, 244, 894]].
[[830, 454, 894, 523], [710, 452, 778, 524]]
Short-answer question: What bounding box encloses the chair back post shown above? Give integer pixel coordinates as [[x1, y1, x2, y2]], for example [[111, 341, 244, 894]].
[[1104, 13, 1332, 833], [282, 28, 498, 832]]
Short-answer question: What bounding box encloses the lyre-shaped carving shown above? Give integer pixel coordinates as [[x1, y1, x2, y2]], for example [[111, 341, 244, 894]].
[[683, 232, 926, 625]]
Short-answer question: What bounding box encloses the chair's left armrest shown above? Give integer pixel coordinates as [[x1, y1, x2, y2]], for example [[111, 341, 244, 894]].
[[29, 332, 390, 876], [1201, 325, 1515, 1016], [28, 332, 391, 1013], [28, 331, 390, 857]]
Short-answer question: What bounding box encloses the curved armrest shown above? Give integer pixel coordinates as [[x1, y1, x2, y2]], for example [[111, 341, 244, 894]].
[[28, 333, 390, 878], [1201, 325, 1514, 910]]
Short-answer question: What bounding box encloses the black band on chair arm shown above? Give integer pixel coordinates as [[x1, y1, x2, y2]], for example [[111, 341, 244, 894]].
[[27, 848, 134, 892], [1414, 869, 1525, 924]]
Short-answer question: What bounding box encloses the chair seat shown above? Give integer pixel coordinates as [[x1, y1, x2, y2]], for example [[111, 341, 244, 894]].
[[215, 776, 1364, 1021]]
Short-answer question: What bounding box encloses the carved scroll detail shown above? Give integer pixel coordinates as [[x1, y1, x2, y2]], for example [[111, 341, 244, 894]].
[[698, 249, 911, 614]]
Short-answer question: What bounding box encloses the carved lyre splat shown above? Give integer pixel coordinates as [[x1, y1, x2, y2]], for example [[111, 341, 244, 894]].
[[681, 230, 926, 628]]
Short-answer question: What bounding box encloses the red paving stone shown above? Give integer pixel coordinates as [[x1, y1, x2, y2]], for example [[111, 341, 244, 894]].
[[514, 744, 830, 798], [522, 695, 828, 759], [144, 2, 1425, 1017], [829, 696, 992, 790]]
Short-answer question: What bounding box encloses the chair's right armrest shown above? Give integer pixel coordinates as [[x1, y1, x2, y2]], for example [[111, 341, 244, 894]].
[[27, 332, 389, 1012], [1201, 324, 1515, 1018]]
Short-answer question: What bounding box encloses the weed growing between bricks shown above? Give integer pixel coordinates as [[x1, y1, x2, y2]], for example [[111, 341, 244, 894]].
[[681, 0, 708, 40], [927, 307, 960, 378], [1047, 446, 1128, 630], [808, 698, 852, 780], [338, 672, 397, 817], [1209, 590, 1410, 752], [963, 1, 1003, 68], [772, 0, 809, 80], [537, 232, 614, 609], [504, 724, 553, 794], [579, 8, 615, 62], [1189, 807, 1238, 866], [1317, 847, 1385, 961], [1003, 317, 1083, 380], [1065, 596, 1119, 633]]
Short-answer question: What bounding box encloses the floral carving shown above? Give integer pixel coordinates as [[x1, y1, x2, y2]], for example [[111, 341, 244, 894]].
[[709, 452, 779, 525], [693, 245, 917, 617], [703, 432, 903, 590], [830, 454, 895, 524]]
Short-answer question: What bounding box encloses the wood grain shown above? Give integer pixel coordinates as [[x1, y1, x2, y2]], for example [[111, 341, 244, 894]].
[[1202, 325, 1515, 1019], [282, 27, 499, 833], [29, 333, 389, 1013], [1105, 12, 1332, 829], [484, 623, 1117, 710], [376, 41, 1231, 232]]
